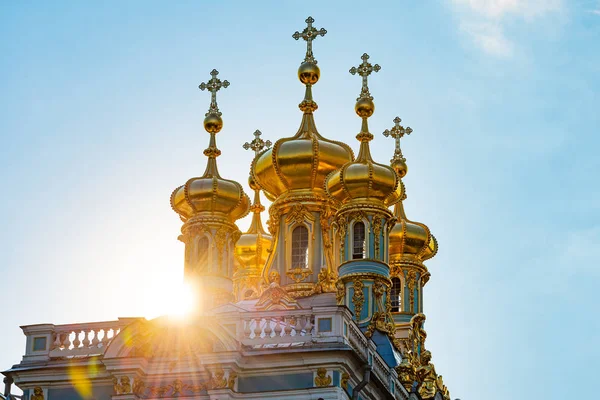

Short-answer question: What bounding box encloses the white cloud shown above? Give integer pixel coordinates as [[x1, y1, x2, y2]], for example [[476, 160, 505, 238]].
[[460, 21, 513, 57], [451, 0, 563, 57]]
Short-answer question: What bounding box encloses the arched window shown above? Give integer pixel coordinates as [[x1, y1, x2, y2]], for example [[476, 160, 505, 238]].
[[352, 222, 366, 259], [196, 237, 209, 271], [291, 226, 309, 269], [391, 277, 402, 312]]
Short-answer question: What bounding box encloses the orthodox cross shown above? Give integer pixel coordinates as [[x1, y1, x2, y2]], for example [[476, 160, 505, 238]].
[[198, 69, 230, 115], [243, 129, 272, 157], [349, 53, 381, 100], [383, 117, 413, 162], [292, 16, 327, 63]]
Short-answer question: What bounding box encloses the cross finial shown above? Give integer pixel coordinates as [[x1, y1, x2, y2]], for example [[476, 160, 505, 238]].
[[198, 69, 230, 116], [243, 129, 272, 157], [293, 16, 327, 64], [349, 53, 381, 101], [383, 116, 413, 162]]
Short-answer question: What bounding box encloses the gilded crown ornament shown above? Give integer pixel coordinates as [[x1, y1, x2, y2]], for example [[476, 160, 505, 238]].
[[243, 130, 272, 156], [199, 69, 230, 134], [383, 116, 413, 178]]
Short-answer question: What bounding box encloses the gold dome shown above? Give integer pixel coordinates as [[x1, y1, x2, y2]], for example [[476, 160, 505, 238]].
[[326, 132, 403, 206], [384, 117, 437, 264], [170, 163, 250, 222], [388, 201, 437, 264], [326, 54, 402, 207], [234, 180, 273, 282], [252, 114, 354, 199], [170, 69, 250, 223]]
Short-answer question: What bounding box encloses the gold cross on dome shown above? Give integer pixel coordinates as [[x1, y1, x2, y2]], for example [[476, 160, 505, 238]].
[[292, 16, 327, 63], [349, 53, 381, 100], [198, 69, 230, 116], [243, 129, 272, 157], [383, 116, 413, 162]]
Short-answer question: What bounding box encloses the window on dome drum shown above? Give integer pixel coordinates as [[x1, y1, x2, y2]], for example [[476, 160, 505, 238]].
[[391, 277, 402, 312], [291, 226, 309, 269], [197, 237, 209, 270], [352, 222, 366, 259]]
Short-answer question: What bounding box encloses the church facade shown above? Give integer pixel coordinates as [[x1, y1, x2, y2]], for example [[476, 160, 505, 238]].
[[2, 17, 452, 400]]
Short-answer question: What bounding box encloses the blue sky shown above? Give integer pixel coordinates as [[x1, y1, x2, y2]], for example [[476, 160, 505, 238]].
[[1, 1, 599, 398]]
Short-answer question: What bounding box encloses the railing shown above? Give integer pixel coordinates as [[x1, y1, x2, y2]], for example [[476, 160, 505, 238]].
[[49, 319, 132, 357], [21, 318, 140, 360], [240, 310, 315, 347]]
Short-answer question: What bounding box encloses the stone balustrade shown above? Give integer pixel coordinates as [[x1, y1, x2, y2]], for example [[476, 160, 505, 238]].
[[21, 317, 142, 362]]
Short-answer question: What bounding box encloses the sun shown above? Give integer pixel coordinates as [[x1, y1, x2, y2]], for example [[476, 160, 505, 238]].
[[144, 281, 197, 320]]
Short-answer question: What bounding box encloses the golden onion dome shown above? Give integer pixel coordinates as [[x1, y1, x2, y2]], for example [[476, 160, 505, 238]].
[[234, 177, 273, 273], [253, 113, 354, 199], [252, 18, 354, 200], [170, 69, 250, 222], [384, 118, 437, 264], [388, 200, 438, 264], [326, 53, 402, 207], [325, 130, 402, 206]]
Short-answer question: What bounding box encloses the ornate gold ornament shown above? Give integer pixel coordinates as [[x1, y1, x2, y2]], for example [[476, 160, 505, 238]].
[[406, 270, 417, 312], [31, 387, 44, 400], [335, 280, 345, 305], [314, 367, 332, 387], [352, 279, 365, 321], [372, 216, 382, 258], [285, 203, 315, 225], [286, 267, 312, 283], [132, 377, 145, 396], [312, 267, 337, 294], [398, 313, 451, 400], [211, 367, 228, 389], [396, 356, 416, 392], [228, 372, 237, 390], [341, 371, 350, 390]]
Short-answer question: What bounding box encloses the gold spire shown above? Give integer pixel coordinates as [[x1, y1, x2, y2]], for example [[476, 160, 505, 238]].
[[293, 16, 327, 113], [170, 70, 250, 222], [349, 53, 380, 151], [199, 69, 230, 126], [326, 54, 401, 206], [243, 130, 272, 235], [198, 69, 229, 178], [383, 116, 413, 178], [385, 119, 437, 264]]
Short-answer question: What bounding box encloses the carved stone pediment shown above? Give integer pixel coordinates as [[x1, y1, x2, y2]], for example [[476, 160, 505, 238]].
[[255, 283, 301, 311], [104, 317, 238, 360]]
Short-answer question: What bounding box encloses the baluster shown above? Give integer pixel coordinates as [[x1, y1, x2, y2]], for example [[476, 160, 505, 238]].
[[243, 319, 252, 338], [273, 317, 282, 337], [52, 333, 61, 350], [284, 317, 293, 336], [294, 316, 303, 335], [91, 330, 100, 347], [82, 329, 91, 347], [264, 318, 273, 337], [253, 318, 262, 339], [73, 331, 82, 348], [61, 332, 71, 350], [303, 315, 313, 335]]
